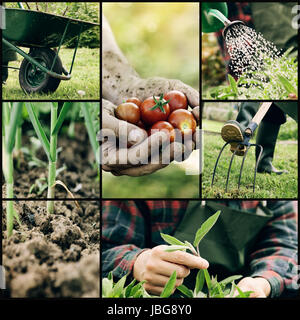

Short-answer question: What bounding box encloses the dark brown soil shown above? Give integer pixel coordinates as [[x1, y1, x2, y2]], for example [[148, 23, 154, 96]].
[[4, 123, 99, 199], [2, 200, 100, 298]]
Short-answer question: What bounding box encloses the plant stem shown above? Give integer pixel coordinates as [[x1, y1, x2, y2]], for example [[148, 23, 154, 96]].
[[46, 105, 58, 213], [3, 144, 14, 236], [14, 126, 22, 168]]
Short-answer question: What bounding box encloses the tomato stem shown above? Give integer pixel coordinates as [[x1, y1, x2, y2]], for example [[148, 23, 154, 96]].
[[149, 94, 170, 114]]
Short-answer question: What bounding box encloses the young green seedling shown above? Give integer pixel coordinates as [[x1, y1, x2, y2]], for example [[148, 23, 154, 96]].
[[25, 102, 72, 213], [161, 211, 252, 298], [102, 271, 177, 298], [80, 102, 100, 165], [2, 102, 23, 236]]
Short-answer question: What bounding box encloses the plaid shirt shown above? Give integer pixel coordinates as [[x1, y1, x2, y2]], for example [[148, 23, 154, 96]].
[[102, 200, 298, 298]]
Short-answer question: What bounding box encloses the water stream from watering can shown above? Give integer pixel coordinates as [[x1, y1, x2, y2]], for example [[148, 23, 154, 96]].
[[224, 24, 282, 79]]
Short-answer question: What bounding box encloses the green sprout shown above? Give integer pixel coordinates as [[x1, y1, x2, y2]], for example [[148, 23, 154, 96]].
[[102, 211, 252, 298], [2, 102, 23, 236]]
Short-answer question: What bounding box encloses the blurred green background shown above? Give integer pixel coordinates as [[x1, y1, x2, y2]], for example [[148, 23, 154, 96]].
[[102, 2, 199, 198], [103, 2, 199, 89]]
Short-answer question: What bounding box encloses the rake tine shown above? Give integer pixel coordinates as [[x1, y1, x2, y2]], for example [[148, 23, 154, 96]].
[[252, 144, 263, 193], [237, 145, 251, 190], [211, 141, 231, 187], [225, 144, 241, 193]]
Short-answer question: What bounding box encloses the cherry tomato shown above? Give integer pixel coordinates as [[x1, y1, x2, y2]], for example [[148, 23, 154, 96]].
[[126, 97, 142, 107], [150, 121, 175, 142], [164, 90, 188, 112], [168, 109, 196, 135], [140, 95, 170, 126], [115, 102, 140, 124], [136, 120, 146, 130]]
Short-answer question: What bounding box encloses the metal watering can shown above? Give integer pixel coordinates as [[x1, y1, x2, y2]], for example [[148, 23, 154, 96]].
[[202, 2, 245, 37]]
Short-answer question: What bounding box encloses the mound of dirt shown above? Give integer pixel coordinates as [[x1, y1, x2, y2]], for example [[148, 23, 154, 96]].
[[2, 200, 99, 298]]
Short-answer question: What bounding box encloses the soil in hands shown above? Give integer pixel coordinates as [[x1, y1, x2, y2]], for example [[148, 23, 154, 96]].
[[2, 200, 100, 298]]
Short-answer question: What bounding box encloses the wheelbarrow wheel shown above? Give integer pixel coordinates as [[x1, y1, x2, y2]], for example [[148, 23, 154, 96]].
[[19, 48, 63, 94]]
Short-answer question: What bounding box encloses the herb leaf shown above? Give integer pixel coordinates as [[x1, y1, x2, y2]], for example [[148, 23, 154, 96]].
[[161, 233, 185, 246], [193, 211, 221, 247], [160, 271, 177, 298]]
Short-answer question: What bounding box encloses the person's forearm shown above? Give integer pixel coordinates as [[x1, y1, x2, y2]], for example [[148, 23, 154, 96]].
[[102, 15, 139, 103]]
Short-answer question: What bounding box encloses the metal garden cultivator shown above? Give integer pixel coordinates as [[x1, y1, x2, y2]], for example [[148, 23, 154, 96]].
[[211, 102, 272, 192]]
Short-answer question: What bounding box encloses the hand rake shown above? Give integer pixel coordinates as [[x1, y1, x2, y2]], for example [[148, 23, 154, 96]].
[[211, 102, 272, 192]]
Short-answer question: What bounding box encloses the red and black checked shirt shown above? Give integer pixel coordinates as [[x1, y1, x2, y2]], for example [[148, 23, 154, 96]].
[[102, 200, 298, 298]]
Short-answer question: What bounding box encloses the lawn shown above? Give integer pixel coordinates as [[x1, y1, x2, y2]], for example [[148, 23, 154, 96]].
[[202, 129, 298, 199], [2, 47, 99, 100]]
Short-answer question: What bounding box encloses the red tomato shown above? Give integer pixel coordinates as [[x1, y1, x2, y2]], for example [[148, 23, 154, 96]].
[[115, 102, 140, 124], [136, 120, 146, 130], [150, 121, 175, 142], [164, 90, 188, 112], [126, 97, 142, 107], [140, 95, 170, 126], [168, 109, 196, 135]]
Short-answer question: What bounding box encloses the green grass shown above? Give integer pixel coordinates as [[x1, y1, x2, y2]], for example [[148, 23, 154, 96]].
[[202, 119, 223, 133], [202, 133, 298, 198], [102, 162, 199, 198], [2, 47, 99, 100]]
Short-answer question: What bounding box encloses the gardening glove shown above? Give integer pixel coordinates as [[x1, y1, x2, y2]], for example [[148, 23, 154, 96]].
[[101, 99, 194, 176], [234, 277, 271, 298]]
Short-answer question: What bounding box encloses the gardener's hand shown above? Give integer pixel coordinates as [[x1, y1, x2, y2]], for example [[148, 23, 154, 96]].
[[133, 245, 209, 295], [101, 99, 194, 176], [234, 277, 271, 298]]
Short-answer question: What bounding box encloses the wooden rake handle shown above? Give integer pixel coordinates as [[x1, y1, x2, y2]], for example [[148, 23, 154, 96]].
[[245, 102, 273, 136]]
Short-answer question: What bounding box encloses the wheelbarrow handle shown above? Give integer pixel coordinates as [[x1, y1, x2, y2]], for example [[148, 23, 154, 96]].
[[244, 102, 273, 136]]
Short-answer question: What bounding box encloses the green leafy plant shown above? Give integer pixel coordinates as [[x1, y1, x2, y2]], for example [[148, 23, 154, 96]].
[[25, 102, 72, 213], [205, 49, 298, 100], [102, 270, 178, 298], [102, 211, 252, 298], [161, 210, 251, 298]]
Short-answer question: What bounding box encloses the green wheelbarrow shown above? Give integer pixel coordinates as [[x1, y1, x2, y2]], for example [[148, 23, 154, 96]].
[[2, 6, 99, 94]]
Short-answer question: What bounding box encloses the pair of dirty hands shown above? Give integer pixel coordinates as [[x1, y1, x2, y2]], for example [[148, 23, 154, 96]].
[[102, 77, 199, 176]]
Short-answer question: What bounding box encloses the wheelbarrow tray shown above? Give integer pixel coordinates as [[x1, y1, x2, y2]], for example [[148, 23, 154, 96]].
[[3, 8, 98, 48]]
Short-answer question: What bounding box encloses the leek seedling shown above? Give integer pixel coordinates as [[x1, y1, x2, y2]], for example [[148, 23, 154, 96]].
[[80, 102, 100, 164], [25, 102, 72, 213], [2, 102, 23, 236]]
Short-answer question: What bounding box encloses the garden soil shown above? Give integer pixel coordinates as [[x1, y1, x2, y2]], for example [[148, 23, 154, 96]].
[[6, 123, 99, 199], [2, 200, 100, 297], [2, 123, 100, 297]]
